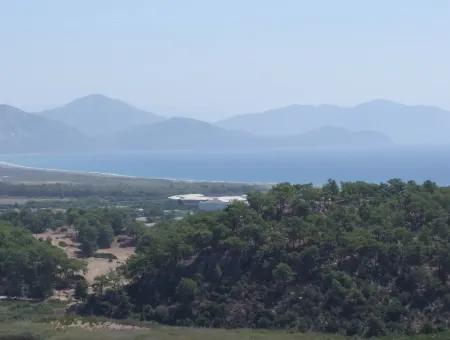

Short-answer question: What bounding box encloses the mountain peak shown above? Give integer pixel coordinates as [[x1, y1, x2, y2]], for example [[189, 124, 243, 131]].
[[76, 93, 110, 100], [356, 99, 404, 109], [65, 94, 135, 110], [40, 95, 164, 136], [80, 93, 110, 100]]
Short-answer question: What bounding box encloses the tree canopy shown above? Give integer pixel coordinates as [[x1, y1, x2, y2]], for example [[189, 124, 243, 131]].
[[118, 180, 450, 337], [0, 222, 83, 298]]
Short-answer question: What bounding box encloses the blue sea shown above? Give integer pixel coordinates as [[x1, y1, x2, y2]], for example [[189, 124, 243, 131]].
[[2, 147, 450, 185]]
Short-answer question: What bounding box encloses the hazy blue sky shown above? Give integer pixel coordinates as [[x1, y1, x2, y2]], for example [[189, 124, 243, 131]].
[[1, 1, 449, 120]]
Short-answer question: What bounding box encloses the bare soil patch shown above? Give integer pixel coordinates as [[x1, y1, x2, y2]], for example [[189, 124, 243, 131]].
[[33, 228, 135, 284]]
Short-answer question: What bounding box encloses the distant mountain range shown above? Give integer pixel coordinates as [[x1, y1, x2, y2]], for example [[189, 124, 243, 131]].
[[105, 117, 254, 150], [0, 104, 87, 153], [218, 99, 450, 144], [5, 94, 450, 154], [104, 121, 392, 150], [40, 94, 163, 136]]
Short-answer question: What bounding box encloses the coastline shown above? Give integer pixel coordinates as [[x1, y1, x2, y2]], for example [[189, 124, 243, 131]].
[[0, 160, 138, 179], [0, 160, 273, 187]]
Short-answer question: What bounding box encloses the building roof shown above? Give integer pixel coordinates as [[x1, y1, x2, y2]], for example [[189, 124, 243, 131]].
[[169, 194, 247, 203]]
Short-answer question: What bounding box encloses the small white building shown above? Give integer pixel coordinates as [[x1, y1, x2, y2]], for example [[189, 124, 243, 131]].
[[168, 194, 247, 211]]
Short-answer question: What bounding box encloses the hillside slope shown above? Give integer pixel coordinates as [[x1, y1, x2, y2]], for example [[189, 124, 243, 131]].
[[0, 104, 87, 153]]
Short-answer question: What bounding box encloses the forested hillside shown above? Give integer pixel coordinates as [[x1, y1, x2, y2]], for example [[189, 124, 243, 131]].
[[78, 180, 450, 337], [0, 222, 83, 298]]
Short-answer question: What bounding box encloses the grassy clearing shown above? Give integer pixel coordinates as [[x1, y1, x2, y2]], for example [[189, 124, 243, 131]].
[[0, 321, 345, 340], [0, 301, 449, 340], [0, 301, 343, 340], [2, 321, 450, 340], [383, 334, 450, 340]]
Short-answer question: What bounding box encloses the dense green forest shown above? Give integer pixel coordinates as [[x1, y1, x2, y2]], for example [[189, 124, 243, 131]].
[[0, 206, 140, 300], [1, 206, 143, 256], [0, 222, 83, 298], [68, 207, 143, 256], [1, 209, 66, 233], [3, 179, 450, 337], [77, 179, 450, 337]]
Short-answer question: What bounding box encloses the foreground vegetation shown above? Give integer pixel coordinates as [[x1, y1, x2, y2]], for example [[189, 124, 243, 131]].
[[76, 180, 450, 337], [0, 322, 344, 340], [0, 222, 84, 298], [0, 301, 449, 340], [3, 178, 450, 338], [0, 301, 344, 339]]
